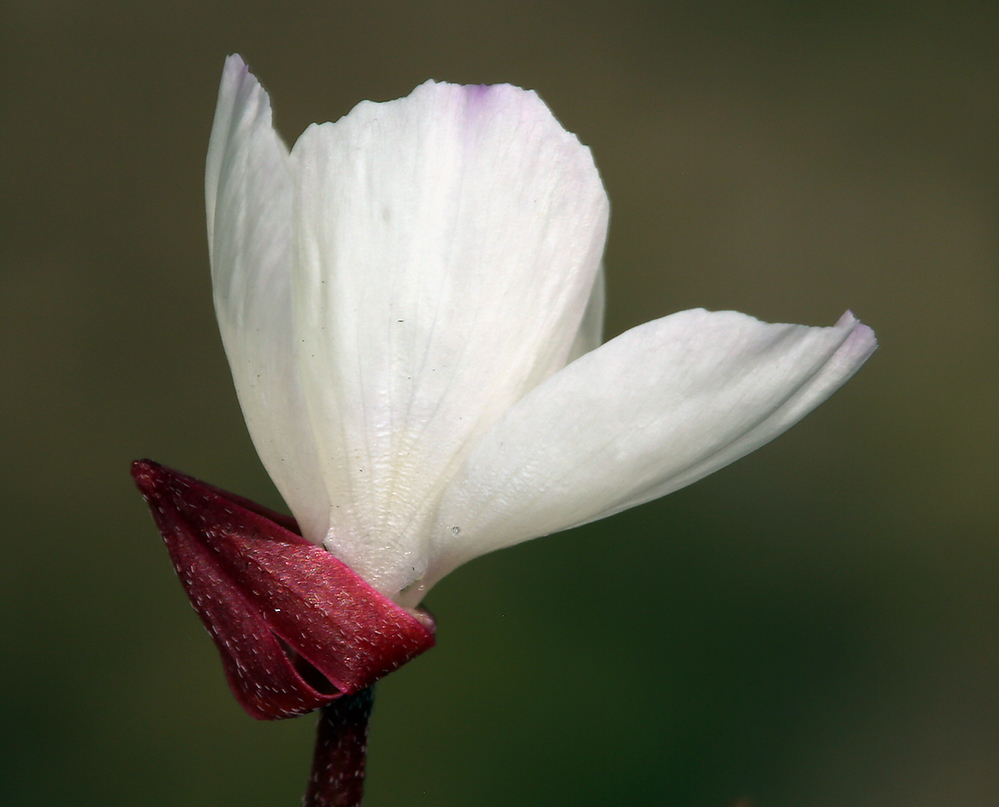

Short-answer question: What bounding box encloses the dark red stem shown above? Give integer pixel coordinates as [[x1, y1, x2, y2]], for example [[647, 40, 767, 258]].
[[303, 687, 376, 807]]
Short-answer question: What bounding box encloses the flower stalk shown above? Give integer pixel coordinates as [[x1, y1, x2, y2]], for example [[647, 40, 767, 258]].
[[304, 687, 376, 807]]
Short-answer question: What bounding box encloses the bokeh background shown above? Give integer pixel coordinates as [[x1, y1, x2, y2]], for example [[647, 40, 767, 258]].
[[2, 1, 996, 805]]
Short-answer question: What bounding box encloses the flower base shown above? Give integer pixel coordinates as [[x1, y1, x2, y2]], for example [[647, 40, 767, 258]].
[[132, 460, 435, 802]]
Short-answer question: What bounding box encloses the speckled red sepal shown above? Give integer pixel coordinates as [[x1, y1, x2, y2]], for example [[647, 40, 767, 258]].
[[131, 459, 435, 720]]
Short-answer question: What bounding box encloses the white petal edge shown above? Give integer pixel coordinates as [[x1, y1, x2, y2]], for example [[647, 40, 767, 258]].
[[206, 54, 330, 543], [416, 309, 876, 599], [566, 265, 606, 363], [288, 80, 609, 596]]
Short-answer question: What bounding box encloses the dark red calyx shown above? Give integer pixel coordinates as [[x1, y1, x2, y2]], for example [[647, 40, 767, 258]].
[[131, 459, 435, 720]]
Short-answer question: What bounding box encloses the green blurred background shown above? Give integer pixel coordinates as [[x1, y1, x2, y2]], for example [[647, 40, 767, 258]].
[[2, 1, 996, 805]]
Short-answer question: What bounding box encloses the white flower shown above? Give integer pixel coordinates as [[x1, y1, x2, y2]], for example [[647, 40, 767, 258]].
[[206, 55, 877, 608]]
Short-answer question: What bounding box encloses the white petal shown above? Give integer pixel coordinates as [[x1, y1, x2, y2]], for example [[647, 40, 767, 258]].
[[288, 81, 609, 596], [206, 55, 330, 542], [421, 309, 876, 594]]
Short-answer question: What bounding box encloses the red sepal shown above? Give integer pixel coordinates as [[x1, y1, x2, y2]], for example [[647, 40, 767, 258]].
[[131, 460, 435, 720]]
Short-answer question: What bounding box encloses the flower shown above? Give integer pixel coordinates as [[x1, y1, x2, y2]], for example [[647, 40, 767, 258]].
[[206, 54, 876, 611], [134, 56, 878, 805]]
